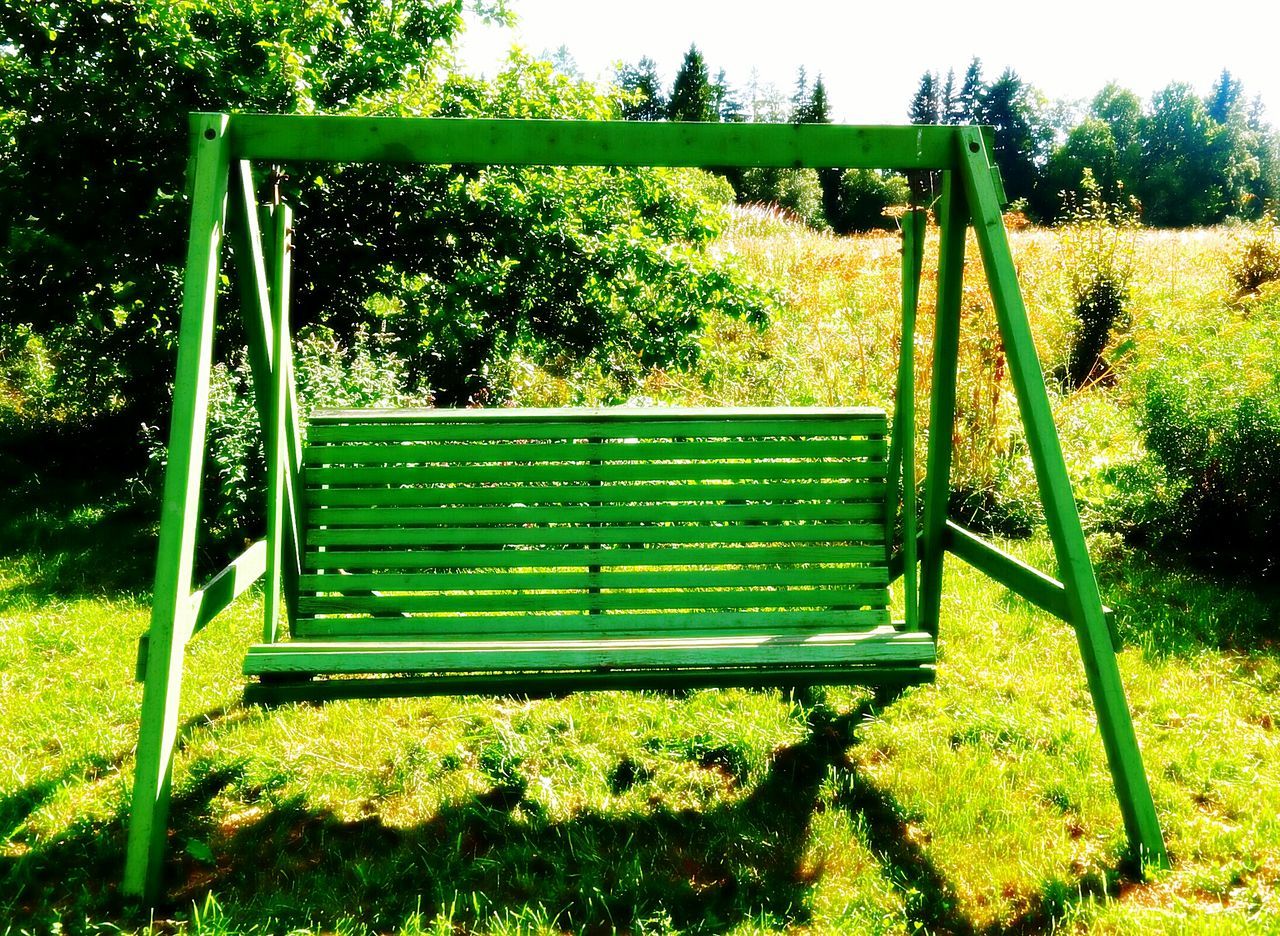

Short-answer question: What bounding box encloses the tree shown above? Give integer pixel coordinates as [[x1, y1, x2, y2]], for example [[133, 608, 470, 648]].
[[790, 76, 840, 227], [1090, 82, 1144, 191], [1207, 68, 1245, 124], [976, 68, 1051, 204], [955, 58, 983, 124], [712, 68, 744, 123], [909, 70, 941, 124], [1137, 82, 1221, 225], [1038, 117, 1122, 219], [617, 57, 665, 121], [745, 69, 788, 123], [790, 66, 809, 122], [0, 0, 492, 419], [793, 73, 830, 125], [940, 68, 957, 124], [668, 45, 715, 122]]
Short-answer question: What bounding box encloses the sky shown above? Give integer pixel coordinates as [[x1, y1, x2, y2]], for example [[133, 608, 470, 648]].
[[460, 0, 1280, 125]]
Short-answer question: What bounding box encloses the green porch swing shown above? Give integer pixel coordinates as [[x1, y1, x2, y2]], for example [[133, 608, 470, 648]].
[[123, 114, 1167, 901]]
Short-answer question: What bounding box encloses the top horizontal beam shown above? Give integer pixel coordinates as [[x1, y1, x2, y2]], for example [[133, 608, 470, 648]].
[[223, 115, 967, 169]]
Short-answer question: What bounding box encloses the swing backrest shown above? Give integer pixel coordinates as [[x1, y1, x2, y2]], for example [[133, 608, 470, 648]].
[[295, 406, 891, 641]]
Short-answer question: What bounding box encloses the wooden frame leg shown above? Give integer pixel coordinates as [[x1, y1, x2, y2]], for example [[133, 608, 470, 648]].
[[123, 114, 231, 902], [918, 174, 967, 637], [956, 128, 1167, 870]]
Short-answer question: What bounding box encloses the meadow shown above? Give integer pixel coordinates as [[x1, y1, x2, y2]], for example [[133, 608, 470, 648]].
[[3, 214, 1279, 934]]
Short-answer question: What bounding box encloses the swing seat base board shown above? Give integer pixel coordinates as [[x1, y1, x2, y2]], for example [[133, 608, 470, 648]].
[[242, 627, 936, 703]]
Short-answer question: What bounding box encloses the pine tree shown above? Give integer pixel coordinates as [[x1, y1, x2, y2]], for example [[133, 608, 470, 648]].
[[909, 71, 941, 124], [712, 69, 744, 123], [617, 57, 666, 121], [941, 68, 958, 124], [790, 66, 810, 123], [668, 45, 715, 122], [1207, 68, 1245, 124], [956, 57, 983, 124], [793, 74, 831, 124], [977, 68, 1050, 203]]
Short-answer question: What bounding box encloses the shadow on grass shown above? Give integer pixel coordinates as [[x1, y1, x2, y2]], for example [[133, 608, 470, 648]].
[[0, 417, 157, 603], [0, 698, 1120, 935], [1097, 549, 1280, 659]]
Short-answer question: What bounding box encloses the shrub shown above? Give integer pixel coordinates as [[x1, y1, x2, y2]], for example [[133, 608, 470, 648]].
[[1058, 170, 1139, 389], [1138, 314, 1280, 575], [734, 168, 826, 229], [142, 326, 423, 550], [1227, 215, 1280, 295], [832, 169, 910, 233]]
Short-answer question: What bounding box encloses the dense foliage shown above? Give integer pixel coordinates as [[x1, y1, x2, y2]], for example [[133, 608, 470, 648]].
[[1138, 303, 1280, 574], [911, 61, 1280, 225], [0, 2, 772, 431]]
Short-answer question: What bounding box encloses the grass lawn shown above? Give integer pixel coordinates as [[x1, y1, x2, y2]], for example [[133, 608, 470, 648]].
[[4, 219, 1279, 933], [2, 490, 1279, 934]]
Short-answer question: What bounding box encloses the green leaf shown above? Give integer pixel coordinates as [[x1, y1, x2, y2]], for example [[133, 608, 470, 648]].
[[184, 838, 215, 864]]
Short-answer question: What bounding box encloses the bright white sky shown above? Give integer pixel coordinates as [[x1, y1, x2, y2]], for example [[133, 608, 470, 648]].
[[460, 0, 1280, 125]]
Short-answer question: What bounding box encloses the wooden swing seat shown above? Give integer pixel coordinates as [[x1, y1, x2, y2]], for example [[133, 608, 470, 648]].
[[243, 406, 935, 702]]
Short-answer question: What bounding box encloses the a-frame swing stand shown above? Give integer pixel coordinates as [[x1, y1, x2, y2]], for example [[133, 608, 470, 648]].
[[124, 114, 1167, 902]]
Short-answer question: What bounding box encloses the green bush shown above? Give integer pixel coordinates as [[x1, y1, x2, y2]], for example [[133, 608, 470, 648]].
[[1138, 314, 1280, 574], [1227, 215, 1280, 295], [3, 4, 772, 421], [833, 169, 910, 233], [1057, 170, 1139, 389], [142, 326, 423, 548], [734, 168, 826, 229]]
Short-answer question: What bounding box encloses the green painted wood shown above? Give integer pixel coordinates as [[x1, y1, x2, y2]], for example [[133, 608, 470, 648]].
[[308, 501, 883, 528], [294, 608, 892, 640], [917, 173, 968, 638], [311, 406, 885, 424], [896, 208, 926, 630], [943, 521, 1120, 649], [124, 114, 231, 903], [303, 545, 887, 571], [300, 567, 887, 593], [229, 164, 276, 450], [244, 664, 936, 704], [299, 586, 889, 616], [263, 203, 292, 644], [306, 480, 888, 508], [306, 460, 886, 486], [188, 540, 268, 641], [958, 126, 1167, 869], [308, 522, 885, 548], [242, 626, 936, 675], [303, 438, 883, 466], [308, 414, 885, 443], [226, 115, 963, 169]]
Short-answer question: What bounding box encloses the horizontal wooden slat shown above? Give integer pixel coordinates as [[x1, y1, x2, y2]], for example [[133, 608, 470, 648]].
[[303, 545, 888, 571], [306, 460, 886, 486], [307, 522, 885, 548], [300, 586, 888, 615], [307, 501, 883, 529], [306, 480, 887, 508], [304, 438, 883, 466], [308, 416, 885, 445], [243, 626, 936, 675], [300, 566, 888, 594], [310, 407, 882, 424], [292, 608, 892, 640]]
